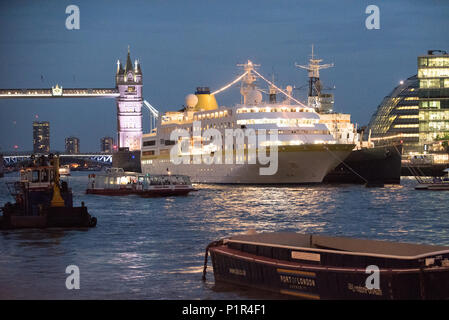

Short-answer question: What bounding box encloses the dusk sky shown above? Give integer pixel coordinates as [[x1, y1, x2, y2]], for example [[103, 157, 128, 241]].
[[0, 0, 448, 152]]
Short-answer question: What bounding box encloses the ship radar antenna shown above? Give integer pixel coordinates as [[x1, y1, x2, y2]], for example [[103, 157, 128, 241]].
[[295, 45, 334, 111]]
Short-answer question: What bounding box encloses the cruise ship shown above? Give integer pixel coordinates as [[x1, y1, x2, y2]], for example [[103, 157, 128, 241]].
[[141, 61, 354, 183]]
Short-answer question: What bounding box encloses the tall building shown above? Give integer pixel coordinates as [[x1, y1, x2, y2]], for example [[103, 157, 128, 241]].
[[367, 50, 449, 153], [65, 136, 80, 154], [417, 50, 449, 151], [33, 121, 50, 154], [101, 136, 114, 153], [115, 48, 143, 151]]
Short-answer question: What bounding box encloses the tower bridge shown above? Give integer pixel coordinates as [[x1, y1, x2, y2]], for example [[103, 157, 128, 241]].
[[0, 88, 119, 98], [0, 48, 156, 152]]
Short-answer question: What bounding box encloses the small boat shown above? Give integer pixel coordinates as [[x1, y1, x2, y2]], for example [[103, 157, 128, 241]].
[[203, 232, 449, 299], [59, 165, 71, 176], [86, 167, 195, 197], [415, 168, 449, 190], [1, 155, 97, 230]]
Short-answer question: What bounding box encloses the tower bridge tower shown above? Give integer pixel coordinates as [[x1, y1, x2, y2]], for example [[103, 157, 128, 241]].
[[115, 47, 143, 151]]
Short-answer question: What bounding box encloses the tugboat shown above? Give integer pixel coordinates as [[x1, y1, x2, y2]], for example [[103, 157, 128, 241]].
[[203, 232, 449, 299], [0, 155, 97, 229], [86, 167, 195, 197]]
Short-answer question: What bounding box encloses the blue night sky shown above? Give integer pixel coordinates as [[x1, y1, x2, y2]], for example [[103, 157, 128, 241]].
[[0, 0, 448, 152]]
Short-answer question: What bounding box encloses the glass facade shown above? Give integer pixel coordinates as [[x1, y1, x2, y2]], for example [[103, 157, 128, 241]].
[[32, 121, 50, 154], [367, 50, 449, 153], [418, 51, 449, 150], [65, 136, 80, 154], [366, 76, 420, 152], [101, 137, 114, 153]]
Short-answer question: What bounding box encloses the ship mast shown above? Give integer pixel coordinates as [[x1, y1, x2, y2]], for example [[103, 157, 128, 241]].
[[238, 60, 260, 105], [295, 45, 334, 111]]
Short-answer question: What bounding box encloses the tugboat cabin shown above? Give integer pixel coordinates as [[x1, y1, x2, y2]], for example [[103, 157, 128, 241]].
[[20, 166, 56, 189]]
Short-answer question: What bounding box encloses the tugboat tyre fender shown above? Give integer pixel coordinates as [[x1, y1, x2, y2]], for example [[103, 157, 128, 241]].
[[90, 217, 97, 228]]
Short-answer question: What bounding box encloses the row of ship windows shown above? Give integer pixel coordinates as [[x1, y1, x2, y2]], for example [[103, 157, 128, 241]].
[[160, 123, 236, 135], [194, 110, 230, 120], [143, 128, 330, 149], [236, 119, 317, 126], [236, 107, 311, 114]]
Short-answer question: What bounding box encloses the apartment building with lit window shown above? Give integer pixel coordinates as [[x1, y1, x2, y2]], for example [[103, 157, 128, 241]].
[[32, 121, 50, 154]]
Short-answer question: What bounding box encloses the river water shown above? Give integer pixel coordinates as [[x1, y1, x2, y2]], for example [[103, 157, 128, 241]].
[[1, 172, 448, 299]]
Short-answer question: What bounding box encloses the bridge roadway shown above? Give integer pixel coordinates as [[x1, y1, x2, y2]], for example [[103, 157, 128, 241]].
[[0, 88, 119, 98], [2, 152, 112, 165]]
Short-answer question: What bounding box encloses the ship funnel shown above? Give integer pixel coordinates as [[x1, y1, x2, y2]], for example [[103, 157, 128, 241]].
[[194, 87, 218, 111]]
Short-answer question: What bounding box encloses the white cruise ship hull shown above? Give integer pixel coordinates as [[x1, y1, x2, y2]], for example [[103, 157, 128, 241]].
[[141, 145, 353, 184]]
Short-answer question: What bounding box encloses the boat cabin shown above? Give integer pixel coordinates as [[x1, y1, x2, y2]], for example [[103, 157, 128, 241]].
[[20, 166, 56, 189], [88, 168, 192, 191]]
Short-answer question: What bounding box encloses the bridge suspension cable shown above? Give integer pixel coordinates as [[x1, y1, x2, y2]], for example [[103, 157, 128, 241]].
[[143, 100, 159, 132], [211, 71, 248, 95]]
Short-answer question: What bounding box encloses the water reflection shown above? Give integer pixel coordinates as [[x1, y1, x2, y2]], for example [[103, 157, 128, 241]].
[[1, 173, 449, 299]]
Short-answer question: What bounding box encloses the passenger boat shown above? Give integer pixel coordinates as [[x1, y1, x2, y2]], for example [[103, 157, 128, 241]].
[[0, 155, 97, 229], [414, 168, 449, 190], [86, 167, 195, 197], [204, 232, 449, 299], [59, 165, 71, 176]]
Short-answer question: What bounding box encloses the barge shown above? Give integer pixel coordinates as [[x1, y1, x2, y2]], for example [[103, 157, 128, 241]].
[[205, 232, 449, 299], [1, 155, 97, 229], [414, 168, 449, 190], [86, 167, 195, 197], [323, 144, 402, 185]]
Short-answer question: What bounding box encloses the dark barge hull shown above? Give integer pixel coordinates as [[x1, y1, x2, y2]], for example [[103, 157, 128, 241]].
[[323, 144, 402, 184], [401, 163, 449, 177], [86, 187, 194, 197], [208, 233, 449, 300], [0, 206, 97, 230]]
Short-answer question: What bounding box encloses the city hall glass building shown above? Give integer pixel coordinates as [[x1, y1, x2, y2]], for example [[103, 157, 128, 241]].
[[367, 50, 449, 153]]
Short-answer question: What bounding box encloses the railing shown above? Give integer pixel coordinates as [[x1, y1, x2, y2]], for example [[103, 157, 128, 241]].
[[0, 88, 119, 98], [2, 153, 113, 165]]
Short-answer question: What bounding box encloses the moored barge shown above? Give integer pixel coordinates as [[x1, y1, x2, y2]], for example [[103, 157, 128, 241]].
[[205, 232, 449, 299], [86, 167, 195, 197], [323, 144, 402, 185]]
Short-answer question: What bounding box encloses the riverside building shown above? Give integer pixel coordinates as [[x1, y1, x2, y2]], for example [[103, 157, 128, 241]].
[[32, 121, 50, 154], [367, 50, 449, 154]]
